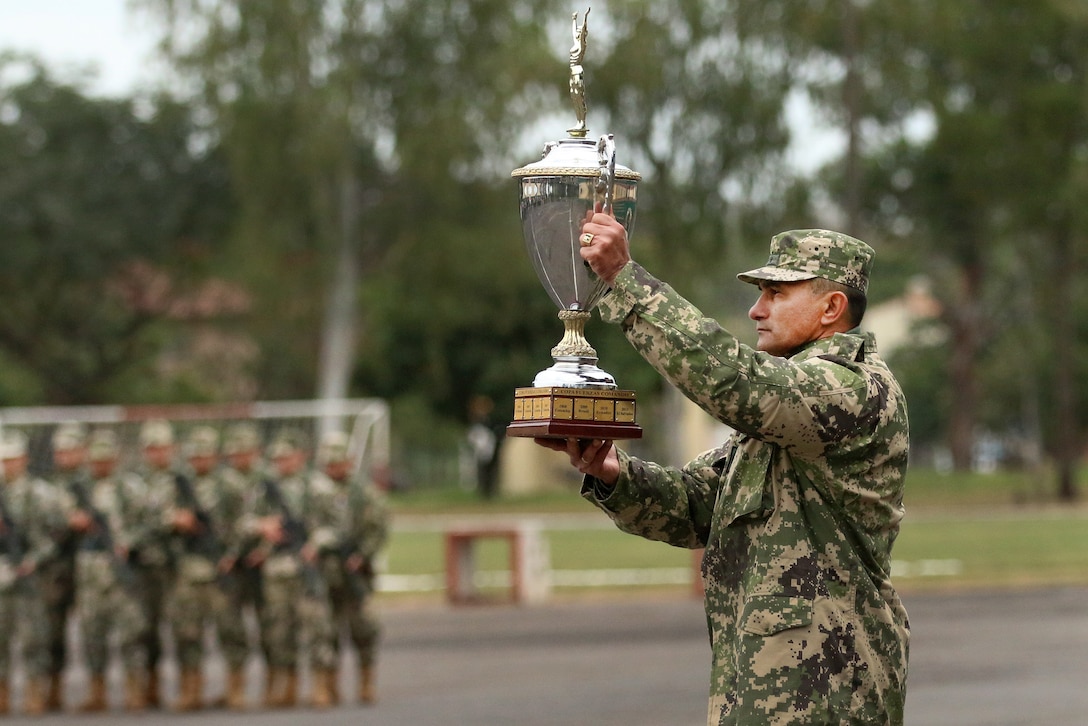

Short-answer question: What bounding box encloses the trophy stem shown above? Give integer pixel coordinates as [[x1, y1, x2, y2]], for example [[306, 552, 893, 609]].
[[551, 310, 596, 359]]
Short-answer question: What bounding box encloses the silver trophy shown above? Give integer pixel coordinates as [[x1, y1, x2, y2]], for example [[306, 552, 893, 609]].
[[507, 9, 642, 440]]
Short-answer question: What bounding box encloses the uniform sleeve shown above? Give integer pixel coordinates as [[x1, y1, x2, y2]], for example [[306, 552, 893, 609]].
[[598, 262, 881, 461], [305, 474, 342, 553], [580, 444, 728, 550], [26, 481, 66, 568], [352, 485, 390, 560]]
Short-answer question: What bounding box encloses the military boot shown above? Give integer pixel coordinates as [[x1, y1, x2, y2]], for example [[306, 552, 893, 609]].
[[225, 669, 247, 710], [79, 675, 108, 713], [23, 677, 48, 716], [310, 669, 335, 709], [145, 669, 160, 709], [173, 669, 202, 712], [281, 671, 298, 708], [124, 672, 147, 712], [264, 669, 287, 709], [43, 672, 63, 712], [359, 665, 377, 705]]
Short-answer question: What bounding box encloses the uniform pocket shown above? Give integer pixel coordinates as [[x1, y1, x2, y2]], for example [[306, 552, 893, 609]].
[[740, 593, 813, 636]]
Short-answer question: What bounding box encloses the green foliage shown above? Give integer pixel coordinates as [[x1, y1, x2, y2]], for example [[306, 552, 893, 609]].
[[0, 58, 236, 404]]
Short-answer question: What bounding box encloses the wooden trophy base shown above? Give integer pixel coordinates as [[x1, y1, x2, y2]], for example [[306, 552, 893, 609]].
[[506, 386, 643, 440]]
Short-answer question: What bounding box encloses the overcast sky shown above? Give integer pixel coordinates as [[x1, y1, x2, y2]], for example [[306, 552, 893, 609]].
[[0, 0, 159, 96]]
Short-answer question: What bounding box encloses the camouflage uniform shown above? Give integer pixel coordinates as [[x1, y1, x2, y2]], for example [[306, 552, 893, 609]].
[[67, 428, 148, 712], [0, 431, 66, 715], [240, 431, 337, 709], [166, 426, 251, 711], [583, 231, 910, 725], [41, 421, 89, 711], [316, 431, 390, 704], [127, 419, 182, 708], [219, 423, 265, 617]]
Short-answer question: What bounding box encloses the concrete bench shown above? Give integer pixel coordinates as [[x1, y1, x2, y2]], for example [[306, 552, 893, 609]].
[[444, 522, 550, 605]]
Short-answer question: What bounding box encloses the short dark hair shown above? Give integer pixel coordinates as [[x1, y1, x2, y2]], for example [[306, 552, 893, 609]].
[[809, 277, 867, 328]]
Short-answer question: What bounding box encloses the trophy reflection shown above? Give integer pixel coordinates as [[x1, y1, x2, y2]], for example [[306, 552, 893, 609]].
[[506, 9, 642, 441]]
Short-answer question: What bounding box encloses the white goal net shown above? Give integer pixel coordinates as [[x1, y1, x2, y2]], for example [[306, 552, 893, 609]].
[[0, 398, 390, 481]]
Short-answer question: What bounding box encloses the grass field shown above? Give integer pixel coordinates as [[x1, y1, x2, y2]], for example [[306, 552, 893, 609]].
[[376, 467, 1088, 601]]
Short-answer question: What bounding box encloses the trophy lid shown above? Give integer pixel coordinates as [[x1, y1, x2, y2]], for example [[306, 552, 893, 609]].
[[512, 137, 641, 180]]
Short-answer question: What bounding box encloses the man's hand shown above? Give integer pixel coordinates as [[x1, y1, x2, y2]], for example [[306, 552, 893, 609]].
[[579, 208, 631, 285], [172, 508, 200, 534], [534, 437, 620, 486], [257, 515, 285, 545], [68, 510, 94, 533]]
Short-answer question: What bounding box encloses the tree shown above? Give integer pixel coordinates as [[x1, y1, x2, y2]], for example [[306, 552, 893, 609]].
[[857, 0, 1088, 497], [0, 57, 238, 404]]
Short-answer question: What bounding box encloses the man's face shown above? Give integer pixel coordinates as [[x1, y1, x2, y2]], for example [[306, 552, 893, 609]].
[[272, 450, 305, 477], [323, 459, 352, 482], [54, 447, 86, 472], [89, 457, 117, 479], [2, 455, 27, 481], [747, 280, 830, 357], [227, 449, 257, 473], [142, 444, 174, 470], [189, 453, 218, 476]]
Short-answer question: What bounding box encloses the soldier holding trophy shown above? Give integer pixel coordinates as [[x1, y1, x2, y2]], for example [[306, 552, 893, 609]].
[[522, 10, 910, 725]]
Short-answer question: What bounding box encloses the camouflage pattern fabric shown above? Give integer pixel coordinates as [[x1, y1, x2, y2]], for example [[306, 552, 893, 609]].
[[736, 229, 874, 293], [220, 463, 264, 609], [585, 261, 910, 725], [166, 465, 250, 670], [320, 472, 390, 665], [0, 475, 64, 680], [130, 465, 182, 673], [69, 471, 148, 676], [241, 469, 338, 670]]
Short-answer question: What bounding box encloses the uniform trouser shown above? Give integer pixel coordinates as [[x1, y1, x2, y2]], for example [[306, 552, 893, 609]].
[[328, 583, 380, 667], [37, 556, 75, 677], [0, 582, 50, 680], [132, 564, 174, 672], [75, 552, 146, 676], [167, 576, 249, 670], [260, 567, 336, 671]]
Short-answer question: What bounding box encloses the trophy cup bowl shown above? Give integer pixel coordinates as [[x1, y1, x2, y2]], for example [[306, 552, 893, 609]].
[[505, 135, 643, 440]]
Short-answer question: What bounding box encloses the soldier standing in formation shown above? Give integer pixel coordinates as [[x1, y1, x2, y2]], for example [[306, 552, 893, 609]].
[[240, 430, 339, 709], [0, 431, 65, 715], [0, 419, 391, 713], [129, 418, 182, 708], [218, 421, 266, 704], [316, 430, 389, 705], [167, 425, 251, 711], [42, 422, 88, 711], [66, 427, 149, 712]]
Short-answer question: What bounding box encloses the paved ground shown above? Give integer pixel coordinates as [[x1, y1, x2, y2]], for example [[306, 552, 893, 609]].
[[4, 586, 1087, 725]]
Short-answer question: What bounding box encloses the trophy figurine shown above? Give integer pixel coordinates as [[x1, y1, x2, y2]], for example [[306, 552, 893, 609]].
[[506, 8, 643, 441]]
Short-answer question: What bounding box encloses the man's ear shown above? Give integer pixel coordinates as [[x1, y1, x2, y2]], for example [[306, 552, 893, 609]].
[[821, 290, 850, 327]]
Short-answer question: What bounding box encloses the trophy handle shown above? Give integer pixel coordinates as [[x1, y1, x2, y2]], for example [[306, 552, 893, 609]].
[[596, 134, 616, 214]]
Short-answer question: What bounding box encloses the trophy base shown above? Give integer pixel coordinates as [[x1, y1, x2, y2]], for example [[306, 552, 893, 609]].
[[506, 386, 643, 440]]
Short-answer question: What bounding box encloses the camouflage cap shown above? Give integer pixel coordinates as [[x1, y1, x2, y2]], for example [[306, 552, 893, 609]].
[[266, 429, 308, 459], [52, 420, 87, 451], [87, 428, 120, 462], [184, 425, 220, 458], [222, 422, 260, 455], [316, 430, 351, 467], [737, 229, 874, 293], [1, 430, 28, 460], [139, 418, 174, 448]]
